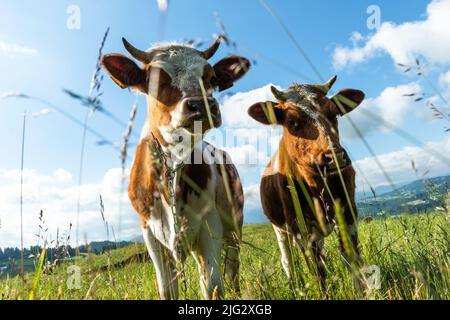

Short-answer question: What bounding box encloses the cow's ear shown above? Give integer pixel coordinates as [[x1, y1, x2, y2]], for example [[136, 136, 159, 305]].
[[213, 55, 250, 91], [102, 54, 147, 92], [330, 88, 365, 115], [248, 101, 283, 125]]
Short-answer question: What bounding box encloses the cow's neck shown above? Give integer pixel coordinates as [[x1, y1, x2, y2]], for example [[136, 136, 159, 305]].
[[143, 120, 202, 173], [277, 141, 302, 177], [276, 140, 350, 189], [277, 141, 318, 180]]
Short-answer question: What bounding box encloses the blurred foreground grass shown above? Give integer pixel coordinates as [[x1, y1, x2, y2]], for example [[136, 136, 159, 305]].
[[1, 213, 449, 300]]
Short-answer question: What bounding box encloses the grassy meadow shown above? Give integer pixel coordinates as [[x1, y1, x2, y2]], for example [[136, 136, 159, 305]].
[[1, 212, 449, 300]]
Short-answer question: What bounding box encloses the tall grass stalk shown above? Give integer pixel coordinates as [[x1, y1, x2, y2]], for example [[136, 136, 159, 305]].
[[28, 241, 46, 300], [118, 101, 138, 241], [259, 0, 324, 82], [214, 13, 314, 83], [1, 93, 119, 153], [75, 111, 90, 249], [75, 27, 110, 248], [19, 110, 27, 276]]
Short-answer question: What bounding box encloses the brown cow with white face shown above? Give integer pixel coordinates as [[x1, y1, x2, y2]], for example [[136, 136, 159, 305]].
[[102, 37, 250, 299], [248, 76, 365, 288]]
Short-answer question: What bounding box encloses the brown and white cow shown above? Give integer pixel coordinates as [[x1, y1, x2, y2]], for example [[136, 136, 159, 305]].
[[247, 76, 365, 288], [101, 37, 250, 299]]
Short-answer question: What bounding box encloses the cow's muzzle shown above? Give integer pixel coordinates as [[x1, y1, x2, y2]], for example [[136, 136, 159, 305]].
[[181, 97, 221, 128], [183, 97, 218, 113], [320, 148, 352, 174]]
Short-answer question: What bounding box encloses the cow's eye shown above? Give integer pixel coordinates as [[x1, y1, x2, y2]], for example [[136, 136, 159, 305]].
[[287, 118, 299, 128]]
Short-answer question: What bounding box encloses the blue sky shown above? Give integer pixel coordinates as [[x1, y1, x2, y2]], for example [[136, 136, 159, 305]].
[[1, 0, 450, 247]]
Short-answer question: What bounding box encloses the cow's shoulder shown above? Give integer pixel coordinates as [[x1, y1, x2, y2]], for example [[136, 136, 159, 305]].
[[260, 173, 286, 227], [128, 138, 159, 225], [203, 141, 244, 230], [178, 163, 212, 203]]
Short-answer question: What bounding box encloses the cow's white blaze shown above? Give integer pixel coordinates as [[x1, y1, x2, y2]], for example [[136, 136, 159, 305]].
[[158, 101, 189, 142], [147, 44, 207, 94]]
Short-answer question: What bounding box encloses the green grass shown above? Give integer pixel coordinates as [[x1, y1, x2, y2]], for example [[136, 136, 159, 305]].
[[1, 213, 449, 300]]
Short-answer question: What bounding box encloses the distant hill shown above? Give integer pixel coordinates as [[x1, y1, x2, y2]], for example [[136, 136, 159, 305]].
[[357, 175, 450, 216], [0, 240, 137, 278], [246, 175, 450, 221], [355, 184, 405, 200], [383, 175, 450, 197], [129, 236, 144, 243], [80, 240, 133, 253]]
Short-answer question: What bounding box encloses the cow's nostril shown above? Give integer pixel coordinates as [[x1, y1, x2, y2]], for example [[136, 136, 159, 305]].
[[320, 153, 329, 166], [320, 152, 335, 167], [208, 100, 218, 110], [187, 100, 200, 112], [186, 98, 217, 113]]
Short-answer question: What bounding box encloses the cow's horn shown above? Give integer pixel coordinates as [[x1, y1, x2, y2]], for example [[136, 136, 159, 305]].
[[320, 75, 337, 94], [122, 37, 153, 64], [271, 86, 287, 101], [201, 36, 221, 60]]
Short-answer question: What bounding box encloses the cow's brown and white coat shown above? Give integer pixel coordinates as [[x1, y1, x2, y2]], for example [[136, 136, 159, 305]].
[[248, 76, 365, 288], [102, 38, 249, 299]]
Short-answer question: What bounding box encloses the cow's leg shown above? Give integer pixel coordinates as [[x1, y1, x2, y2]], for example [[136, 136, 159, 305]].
[[197, 215, 224, 299], [142, 227, 179, 300], [223, 233, 241, 294], [337, 222, 362, 267], [337, 222, 364, 293], [349, 223, 362, 264], [309, 231, 327, 290], [273, 225, 295, 281], [290, 227, 328, 290]]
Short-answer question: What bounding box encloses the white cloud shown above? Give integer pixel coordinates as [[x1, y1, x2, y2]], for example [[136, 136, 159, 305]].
[[0, 168, 139, 248], [243, 183, 261, 210], [222, 144, 269, 166], [332, 0, 450, 69], [350, 32, 364, 46], [206, 84, 282, 167], [354, 136, 450, 188], [0, 41, 38, 57], [340, 82, 422, 139], [439, 69, 450, 89], [220, 84, 277, 128]]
